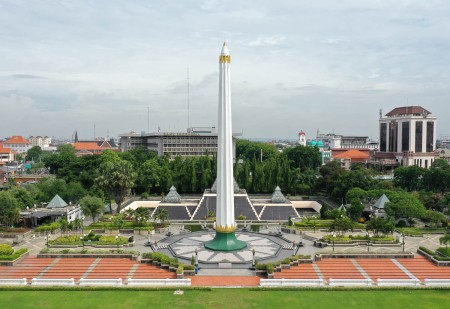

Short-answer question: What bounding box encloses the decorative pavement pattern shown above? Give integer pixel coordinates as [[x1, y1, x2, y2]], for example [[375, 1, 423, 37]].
[[168, 232, 281, 263]]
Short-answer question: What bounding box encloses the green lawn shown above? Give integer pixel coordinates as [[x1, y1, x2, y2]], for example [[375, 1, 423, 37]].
[[1, 289, 449, 309]]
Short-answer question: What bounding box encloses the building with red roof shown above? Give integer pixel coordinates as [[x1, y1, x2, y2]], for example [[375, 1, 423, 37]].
[[332, 149, 370, 169], [0, 143, 14, 163], [3, 136, 31, 153], [72, 140, 118, 157]]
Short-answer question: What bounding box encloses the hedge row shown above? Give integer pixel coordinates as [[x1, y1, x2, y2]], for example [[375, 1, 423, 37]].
[[0, 248, 28, 261]]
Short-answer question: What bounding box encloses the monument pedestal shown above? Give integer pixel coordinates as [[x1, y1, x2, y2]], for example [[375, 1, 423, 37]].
[[204, 231, 247, 251]]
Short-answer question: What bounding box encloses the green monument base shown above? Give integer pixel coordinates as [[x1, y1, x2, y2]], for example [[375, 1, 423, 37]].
[[204, 231, 247, 251]]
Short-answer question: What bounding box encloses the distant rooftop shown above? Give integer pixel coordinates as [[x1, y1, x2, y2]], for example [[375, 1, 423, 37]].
[[4, 136, 30, 144], [385, 106, 431, 117]]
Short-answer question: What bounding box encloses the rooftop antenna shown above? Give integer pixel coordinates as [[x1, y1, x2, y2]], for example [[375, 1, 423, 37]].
[[379, 109, 382, 119], [187, 67, 190, 131]]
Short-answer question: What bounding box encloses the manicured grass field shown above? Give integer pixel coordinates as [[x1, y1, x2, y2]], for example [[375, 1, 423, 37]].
[[0, 289, 449, 309]]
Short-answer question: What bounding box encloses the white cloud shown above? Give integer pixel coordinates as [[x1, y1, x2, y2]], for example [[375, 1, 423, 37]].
[[1, 0, 450, 140], [248, 36, 285, 47]]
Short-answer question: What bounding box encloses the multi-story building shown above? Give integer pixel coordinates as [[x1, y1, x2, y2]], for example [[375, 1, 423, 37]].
[[28, 136, 52, 148], [119, 127, 238, 159], [376, 106, 437, 168], [0, 143, 14, 163], [3, 136, 31, 153]]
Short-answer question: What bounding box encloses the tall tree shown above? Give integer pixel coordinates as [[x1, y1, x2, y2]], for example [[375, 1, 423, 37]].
[[79, 195, 104, 223], [0, 191, 20, 227], [26, 146, 43, 162], [393, 166, 425, 191], [95, 159, 136, 213]]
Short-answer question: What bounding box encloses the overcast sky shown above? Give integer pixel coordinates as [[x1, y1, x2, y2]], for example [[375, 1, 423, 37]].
[[1, 0, 450, 141]]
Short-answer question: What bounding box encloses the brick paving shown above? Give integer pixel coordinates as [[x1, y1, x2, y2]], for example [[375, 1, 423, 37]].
[[2, 256, 450, 285], [190, 276, 260, 287]]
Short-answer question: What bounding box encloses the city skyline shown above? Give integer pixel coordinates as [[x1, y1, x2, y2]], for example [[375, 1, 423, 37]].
[[1, 1, 450, 140]]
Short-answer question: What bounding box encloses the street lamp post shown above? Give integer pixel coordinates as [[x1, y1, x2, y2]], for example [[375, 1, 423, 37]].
[[195, 248, 199, 274], [402, 232, 405, 252], [367, 232, 371, 253], [115, 234, 120, 251], [313, 216, 317, 233], [252, 248, 256, 267], [332, 232, 336, 252], [46, 231, 49, 248], [80, 235, 85, 249]]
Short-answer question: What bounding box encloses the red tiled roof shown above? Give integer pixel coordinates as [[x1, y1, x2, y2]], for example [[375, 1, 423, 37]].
[[334, 149, 370, 160], [4, 136, 30, 144], [386, 106, 431, 117], [73, 142, 103, 151], [0, 143, 12, 154]]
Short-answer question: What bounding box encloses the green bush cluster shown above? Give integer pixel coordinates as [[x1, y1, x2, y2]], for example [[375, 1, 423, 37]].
[[0, 227, 28, 233], [419, 246, 450, 261], [150, 251, 170, 262], [182, 264, 195, 271], [176, 264, 183, 274], [322, 235, 395, 242], [39, 248, 138, 255], [35, 222, 60, 232], [0, 248, 27, 261], [255, 263, 274, 273], [88, 220, 154, 231], [169, 258, 179, 267], [0, 244, 14, 255], [142, 252, 152, 259], [48, 234, 128, 245]]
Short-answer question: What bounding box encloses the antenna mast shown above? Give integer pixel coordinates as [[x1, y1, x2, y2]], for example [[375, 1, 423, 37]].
[[187, 67, 190, 131], [147, 107, 150, 133]]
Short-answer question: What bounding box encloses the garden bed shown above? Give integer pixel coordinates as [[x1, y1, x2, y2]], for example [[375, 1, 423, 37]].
[[0, 248, 29, 266], [417, 247, 450, 266]]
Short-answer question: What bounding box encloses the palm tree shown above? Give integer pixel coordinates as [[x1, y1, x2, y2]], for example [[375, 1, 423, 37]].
[[154, 208, 169, 226], [124, 208, 136, 220], [135, 207, 150, 226], [59, 218, 69, 235], [95, 160, 137, 214], [73, 218, 83, 233], [440, 234, 450, 248]]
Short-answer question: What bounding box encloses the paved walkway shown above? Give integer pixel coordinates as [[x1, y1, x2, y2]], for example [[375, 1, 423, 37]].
[[191, 276, 260, 287]]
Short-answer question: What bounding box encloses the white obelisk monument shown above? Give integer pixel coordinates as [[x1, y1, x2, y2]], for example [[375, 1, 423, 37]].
[[205, 43, 247, 251]]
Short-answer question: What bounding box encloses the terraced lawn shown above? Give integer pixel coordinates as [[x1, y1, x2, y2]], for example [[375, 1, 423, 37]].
[[0, 289, 449, 309]]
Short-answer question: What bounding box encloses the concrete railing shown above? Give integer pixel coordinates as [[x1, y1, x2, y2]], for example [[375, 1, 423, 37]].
[[126, 278, 191, 287], [328, 278, 372, 287], [260, 279, 324, 287], [0, 278, 27, 286], [424, 279, 450, 287], [78, 278, 122, 287], [377, 279, 420, 286], [31, 278, 75, 286]]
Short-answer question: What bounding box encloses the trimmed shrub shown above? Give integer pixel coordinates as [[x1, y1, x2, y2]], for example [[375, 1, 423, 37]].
[[266, 263, 274, 274], [142, 252, 152, 259], [176, 264, 183, 274], [0, 248, 27, 261], [161, 255, 170, 264], [396, 220, 407, 228], [0, 244, 14, 256], [183, 264, 195, 271], [169, 258, 179, 267]]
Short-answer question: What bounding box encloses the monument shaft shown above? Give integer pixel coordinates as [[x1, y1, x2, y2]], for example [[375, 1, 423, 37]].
[[205, 43, 247, 251]]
